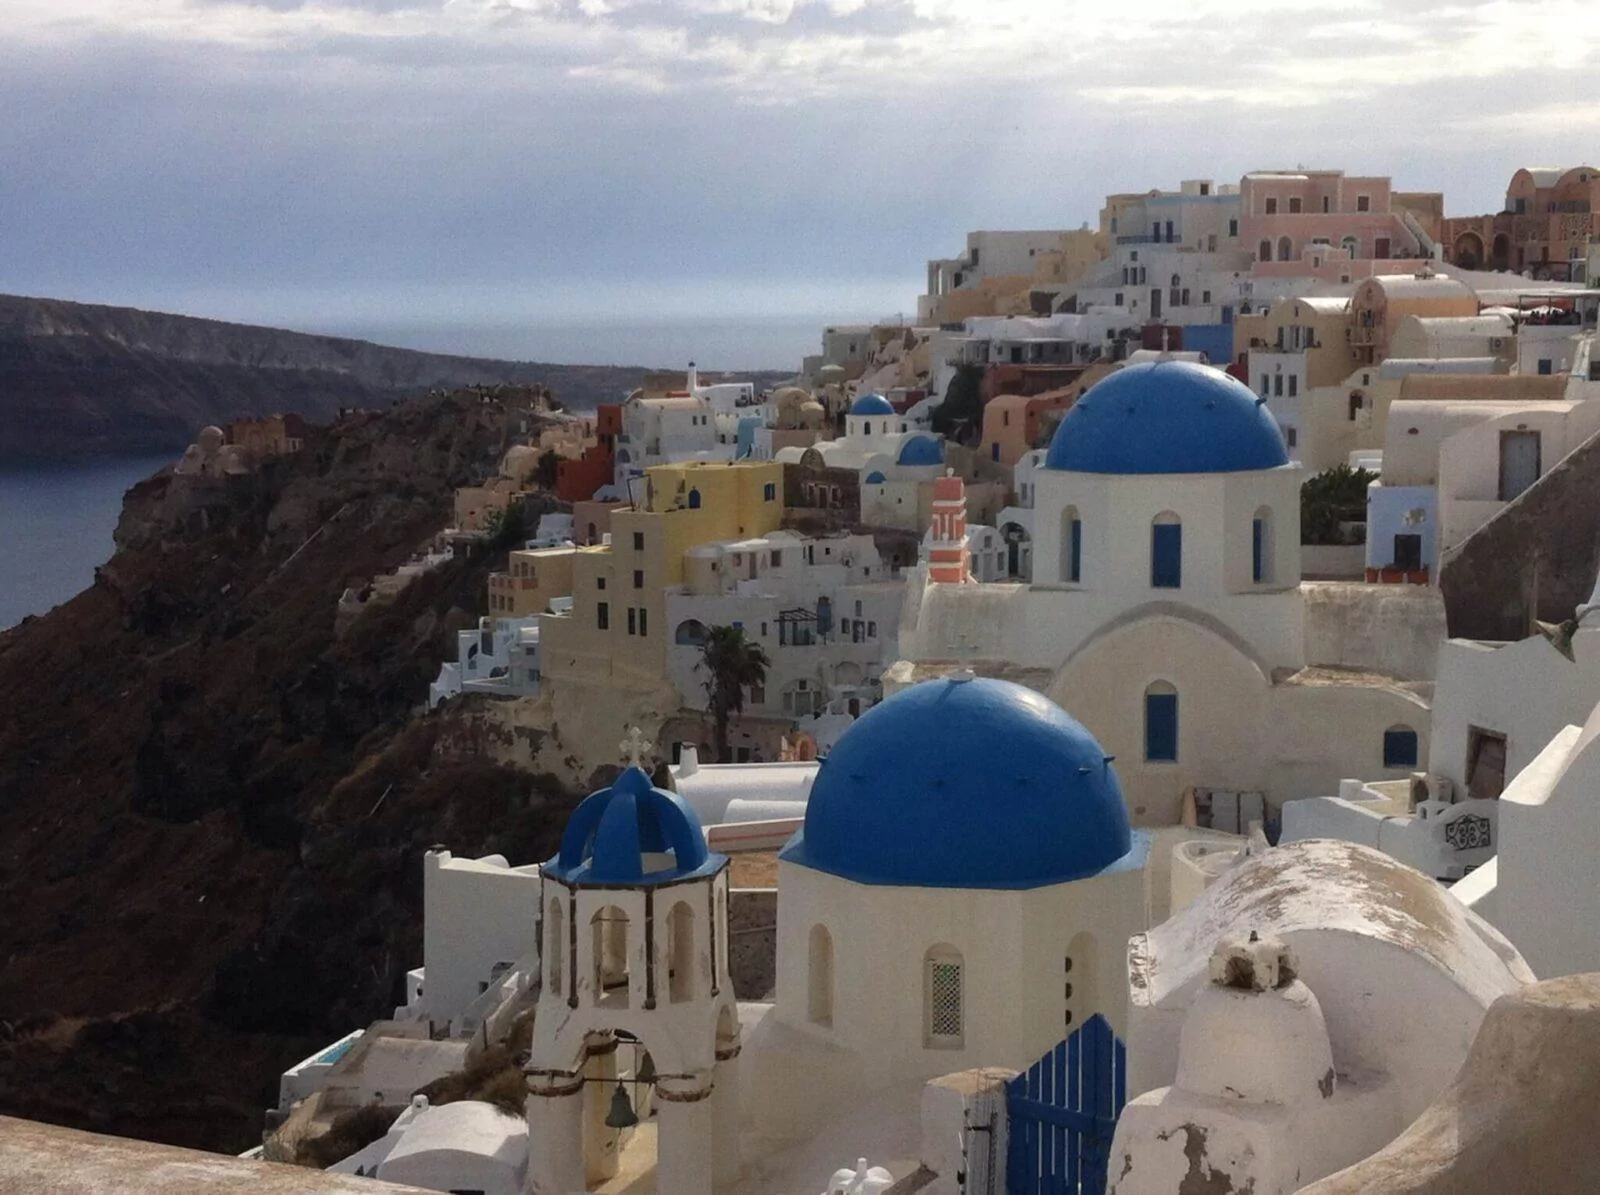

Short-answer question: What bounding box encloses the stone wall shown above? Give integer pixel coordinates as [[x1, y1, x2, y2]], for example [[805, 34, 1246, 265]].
[[1301, 581, 1447, 681], [728, 888, 777, 1000], [1440, 425, 1600, 641]]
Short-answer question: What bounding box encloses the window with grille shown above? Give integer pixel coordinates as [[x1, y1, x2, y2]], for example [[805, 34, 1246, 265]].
[[925, 951, 964, 1046]]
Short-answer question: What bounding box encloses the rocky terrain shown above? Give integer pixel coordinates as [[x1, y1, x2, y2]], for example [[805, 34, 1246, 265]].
[[0, 389, 589, 1153], [0, 294, 790, 462]]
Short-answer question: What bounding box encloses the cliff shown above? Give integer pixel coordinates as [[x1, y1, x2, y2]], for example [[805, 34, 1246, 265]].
[[0, 294, 786, 462], [0, 389, 589, 1153]]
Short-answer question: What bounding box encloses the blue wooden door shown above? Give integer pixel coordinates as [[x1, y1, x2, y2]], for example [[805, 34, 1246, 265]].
[[1006, 1015, 1127, 1194]]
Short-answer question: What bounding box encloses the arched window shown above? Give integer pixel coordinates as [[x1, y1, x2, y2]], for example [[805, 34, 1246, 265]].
[[667, 901, 696, 1004], [675, 619, 709, 646], [591, 905, 629, 1008], [923, 944, 964, 1048], [547, 897, 565, 995], [1384, 725, 1419, 769], [1145, 682, 1178, 763], [1341, 235, 1359, 259], [1277, 236, 1293, 262], [1252, 506, 1273, 584], [1061, 505, 1082, 583], [808, 924, 834, 1026], [1151, 512, 1182, 588], [1258, 239, 1273, 262], [687, 487, 701, 509]]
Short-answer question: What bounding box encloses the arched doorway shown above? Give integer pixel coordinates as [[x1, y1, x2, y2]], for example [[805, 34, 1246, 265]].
[[1491, 232, 1511, 271], [1001, 521, 1033, 580], [1453, 231, 1484, 270]]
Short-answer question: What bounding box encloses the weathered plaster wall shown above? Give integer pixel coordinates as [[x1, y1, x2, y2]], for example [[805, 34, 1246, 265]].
[[1440, 424, 1600, 641]]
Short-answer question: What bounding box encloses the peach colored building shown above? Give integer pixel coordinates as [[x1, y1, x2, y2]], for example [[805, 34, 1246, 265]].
[[1349, 270, 1478, 364], [488, 546, 578, 616], [1241, 171, 1439, 279], [1442, 166, 1600, 281], [980, 388, 1078, 468]]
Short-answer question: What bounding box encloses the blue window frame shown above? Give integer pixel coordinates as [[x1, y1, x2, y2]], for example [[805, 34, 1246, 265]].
[[1069, 519, 1082, 583], [1383, 727, 1418, 769], [688, 488, 702, 509], [1145, 689, 1178, 762], [1252, 518, 1265, 583], [1151, 522, 1182, 588]]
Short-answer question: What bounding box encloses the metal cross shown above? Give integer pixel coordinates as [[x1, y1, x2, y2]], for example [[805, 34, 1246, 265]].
[[620, 726, 650, 768]]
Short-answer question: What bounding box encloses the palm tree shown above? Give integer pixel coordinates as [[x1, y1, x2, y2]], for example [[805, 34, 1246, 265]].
[[697, 625, 770, 763]]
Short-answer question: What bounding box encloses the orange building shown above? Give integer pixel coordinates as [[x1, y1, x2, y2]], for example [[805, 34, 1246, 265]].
[[555, 403, 621, 502], [1442, 166, 1600, 281], [981, 388, 1079, 468]]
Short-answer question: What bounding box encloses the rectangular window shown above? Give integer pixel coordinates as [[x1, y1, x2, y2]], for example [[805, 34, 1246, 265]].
[[1394, 534, 1421, 570], [1273, 374, 1284, 397], [1114, 292, 1124, 307], [1228, 218, 1238, 237], [926, 959, 963, 1043], [1265, 197, 1278, 214], [1383, 728, 1419, 768], [1288, 376, 1298, 397], [1151, 523, 1182, 588], [597, 602, 609, 630], [1252, 518, 1265, 582], [1357, 194, 1370, 212], [627, 607, 636, 635], [1287, 427, 1298, 448], [639, 608, 647, 637], [764, 482, 776, 501], [1202, 290, 1212, 305], [1260, 375, 1270, 397], [1322, 196, 1331, 213], [1537, 358, 1553, 376], [867, 620, 877, 637], [633, 532, 644, 551], [596, 576, 605, 590], [1145, 692, 1178, 762], [633, 569, 644, 589], [1069, 518, 1082, 582], [1288, 196, 1302, 214]]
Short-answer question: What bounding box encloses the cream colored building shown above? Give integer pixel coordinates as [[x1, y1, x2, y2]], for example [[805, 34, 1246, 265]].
[[487, 546, 577, 617], [539, 461, 786, 691]]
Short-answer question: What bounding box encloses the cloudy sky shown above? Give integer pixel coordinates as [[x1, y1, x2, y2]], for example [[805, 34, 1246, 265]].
[[4, 0, 1599, 367]]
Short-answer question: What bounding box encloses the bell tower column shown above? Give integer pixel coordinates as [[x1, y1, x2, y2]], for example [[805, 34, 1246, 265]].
[[581, 1031, 622, 1183], [524, 1071, 584, 1195], [656, 1072, 716, 1195]]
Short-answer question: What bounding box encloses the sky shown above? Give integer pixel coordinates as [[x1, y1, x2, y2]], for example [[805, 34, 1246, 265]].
[[3, 0, 1599, 369]]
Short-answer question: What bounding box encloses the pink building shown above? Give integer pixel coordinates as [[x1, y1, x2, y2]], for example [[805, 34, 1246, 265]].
[[1241, 171, 1439, 280]]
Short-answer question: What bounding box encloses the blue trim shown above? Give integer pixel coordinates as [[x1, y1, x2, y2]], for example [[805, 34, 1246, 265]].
[[850, 393, 894, 415], [1151, 523, 1182, 588], [544, 767, 725, 886], [1069, 519, 1082, 583], [1252, 518, 1265, 583], [1145, 692, 1178, 762]]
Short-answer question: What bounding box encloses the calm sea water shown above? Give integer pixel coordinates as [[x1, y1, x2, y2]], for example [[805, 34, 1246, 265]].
[[0, 455, 172, 629]]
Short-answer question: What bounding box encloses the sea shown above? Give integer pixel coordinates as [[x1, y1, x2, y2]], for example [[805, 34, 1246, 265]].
[[0, 455, 172, 630]]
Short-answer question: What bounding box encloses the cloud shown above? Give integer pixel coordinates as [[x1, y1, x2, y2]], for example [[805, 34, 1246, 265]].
[[1, 0, 1598, 364]]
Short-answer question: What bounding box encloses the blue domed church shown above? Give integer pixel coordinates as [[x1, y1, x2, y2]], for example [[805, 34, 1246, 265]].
[[740, 674, 1153, 1144], [897, 359, 1430, 827]]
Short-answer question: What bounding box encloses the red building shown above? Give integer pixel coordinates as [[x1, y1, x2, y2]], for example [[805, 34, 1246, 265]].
[[555, 404, 621, 502]]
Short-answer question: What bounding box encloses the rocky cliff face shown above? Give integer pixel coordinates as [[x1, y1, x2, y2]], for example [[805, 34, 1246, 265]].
[[0, 389, 586, 1152], [0, 294, 777, 462]]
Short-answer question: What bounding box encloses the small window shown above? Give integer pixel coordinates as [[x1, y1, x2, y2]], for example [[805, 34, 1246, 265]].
[[1114, 292, 1124, 307], [639, 608, 648, 637], [1286, 427, 1298, 448], [1288, 376, 1298, 397], [1384, 726, 1419, 769], [633, 569, 644, 589], [627, 607, 636, 635], [924, 946, 964, 1047], [764, 482, 776, 501], [1265, 197, 1278, 215], [633, 532, 644, 551], [1145, 683, 1178, 762], [1538, 358, 1553, 376], [597, 602, 609, 630], [1151, 514, 1182, 588], [596, 576, 606, 590], [1288, 196, 1302, 214], [1356, 194, 1370, 212], [1228, 218, 1238, 237]]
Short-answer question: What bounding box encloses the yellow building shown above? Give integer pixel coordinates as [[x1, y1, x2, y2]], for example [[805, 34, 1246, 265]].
[[539, 461, 785, 688], [488, 547, 578, 616]]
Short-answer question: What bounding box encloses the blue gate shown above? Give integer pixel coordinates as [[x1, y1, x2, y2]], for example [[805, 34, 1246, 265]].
[[1006, 1014, 1127, 1194]]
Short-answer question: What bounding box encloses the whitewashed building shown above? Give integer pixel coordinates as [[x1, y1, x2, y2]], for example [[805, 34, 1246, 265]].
[[428, 616, 542, 709], [665, 529, 904, 727]]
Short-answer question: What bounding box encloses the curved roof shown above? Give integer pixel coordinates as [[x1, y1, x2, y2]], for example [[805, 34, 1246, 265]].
[[780, 676, 1137, 889], [1045, 360, 1289, 475], [896, 434, 945, 466], [543, 766, 723, 886], [850, 393, 895, 416]]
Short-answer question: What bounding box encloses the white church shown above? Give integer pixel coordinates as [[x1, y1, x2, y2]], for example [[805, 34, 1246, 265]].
[[897, 358, 1431, 826]]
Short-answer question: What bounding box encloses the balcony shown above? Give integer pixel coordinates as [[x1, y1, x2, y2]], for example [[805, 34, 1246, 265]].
[[1115, 235, 1156, 245]]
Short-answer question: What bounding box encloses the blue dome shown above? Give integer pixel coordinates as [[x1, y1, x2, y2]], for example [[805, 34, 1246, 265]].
[[896, 435, 945, 467], [1045, 360, 1288, 474], [780, 677, 1136, 889], [544, 766, 723, 886], [850, 393, 895, 416]]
